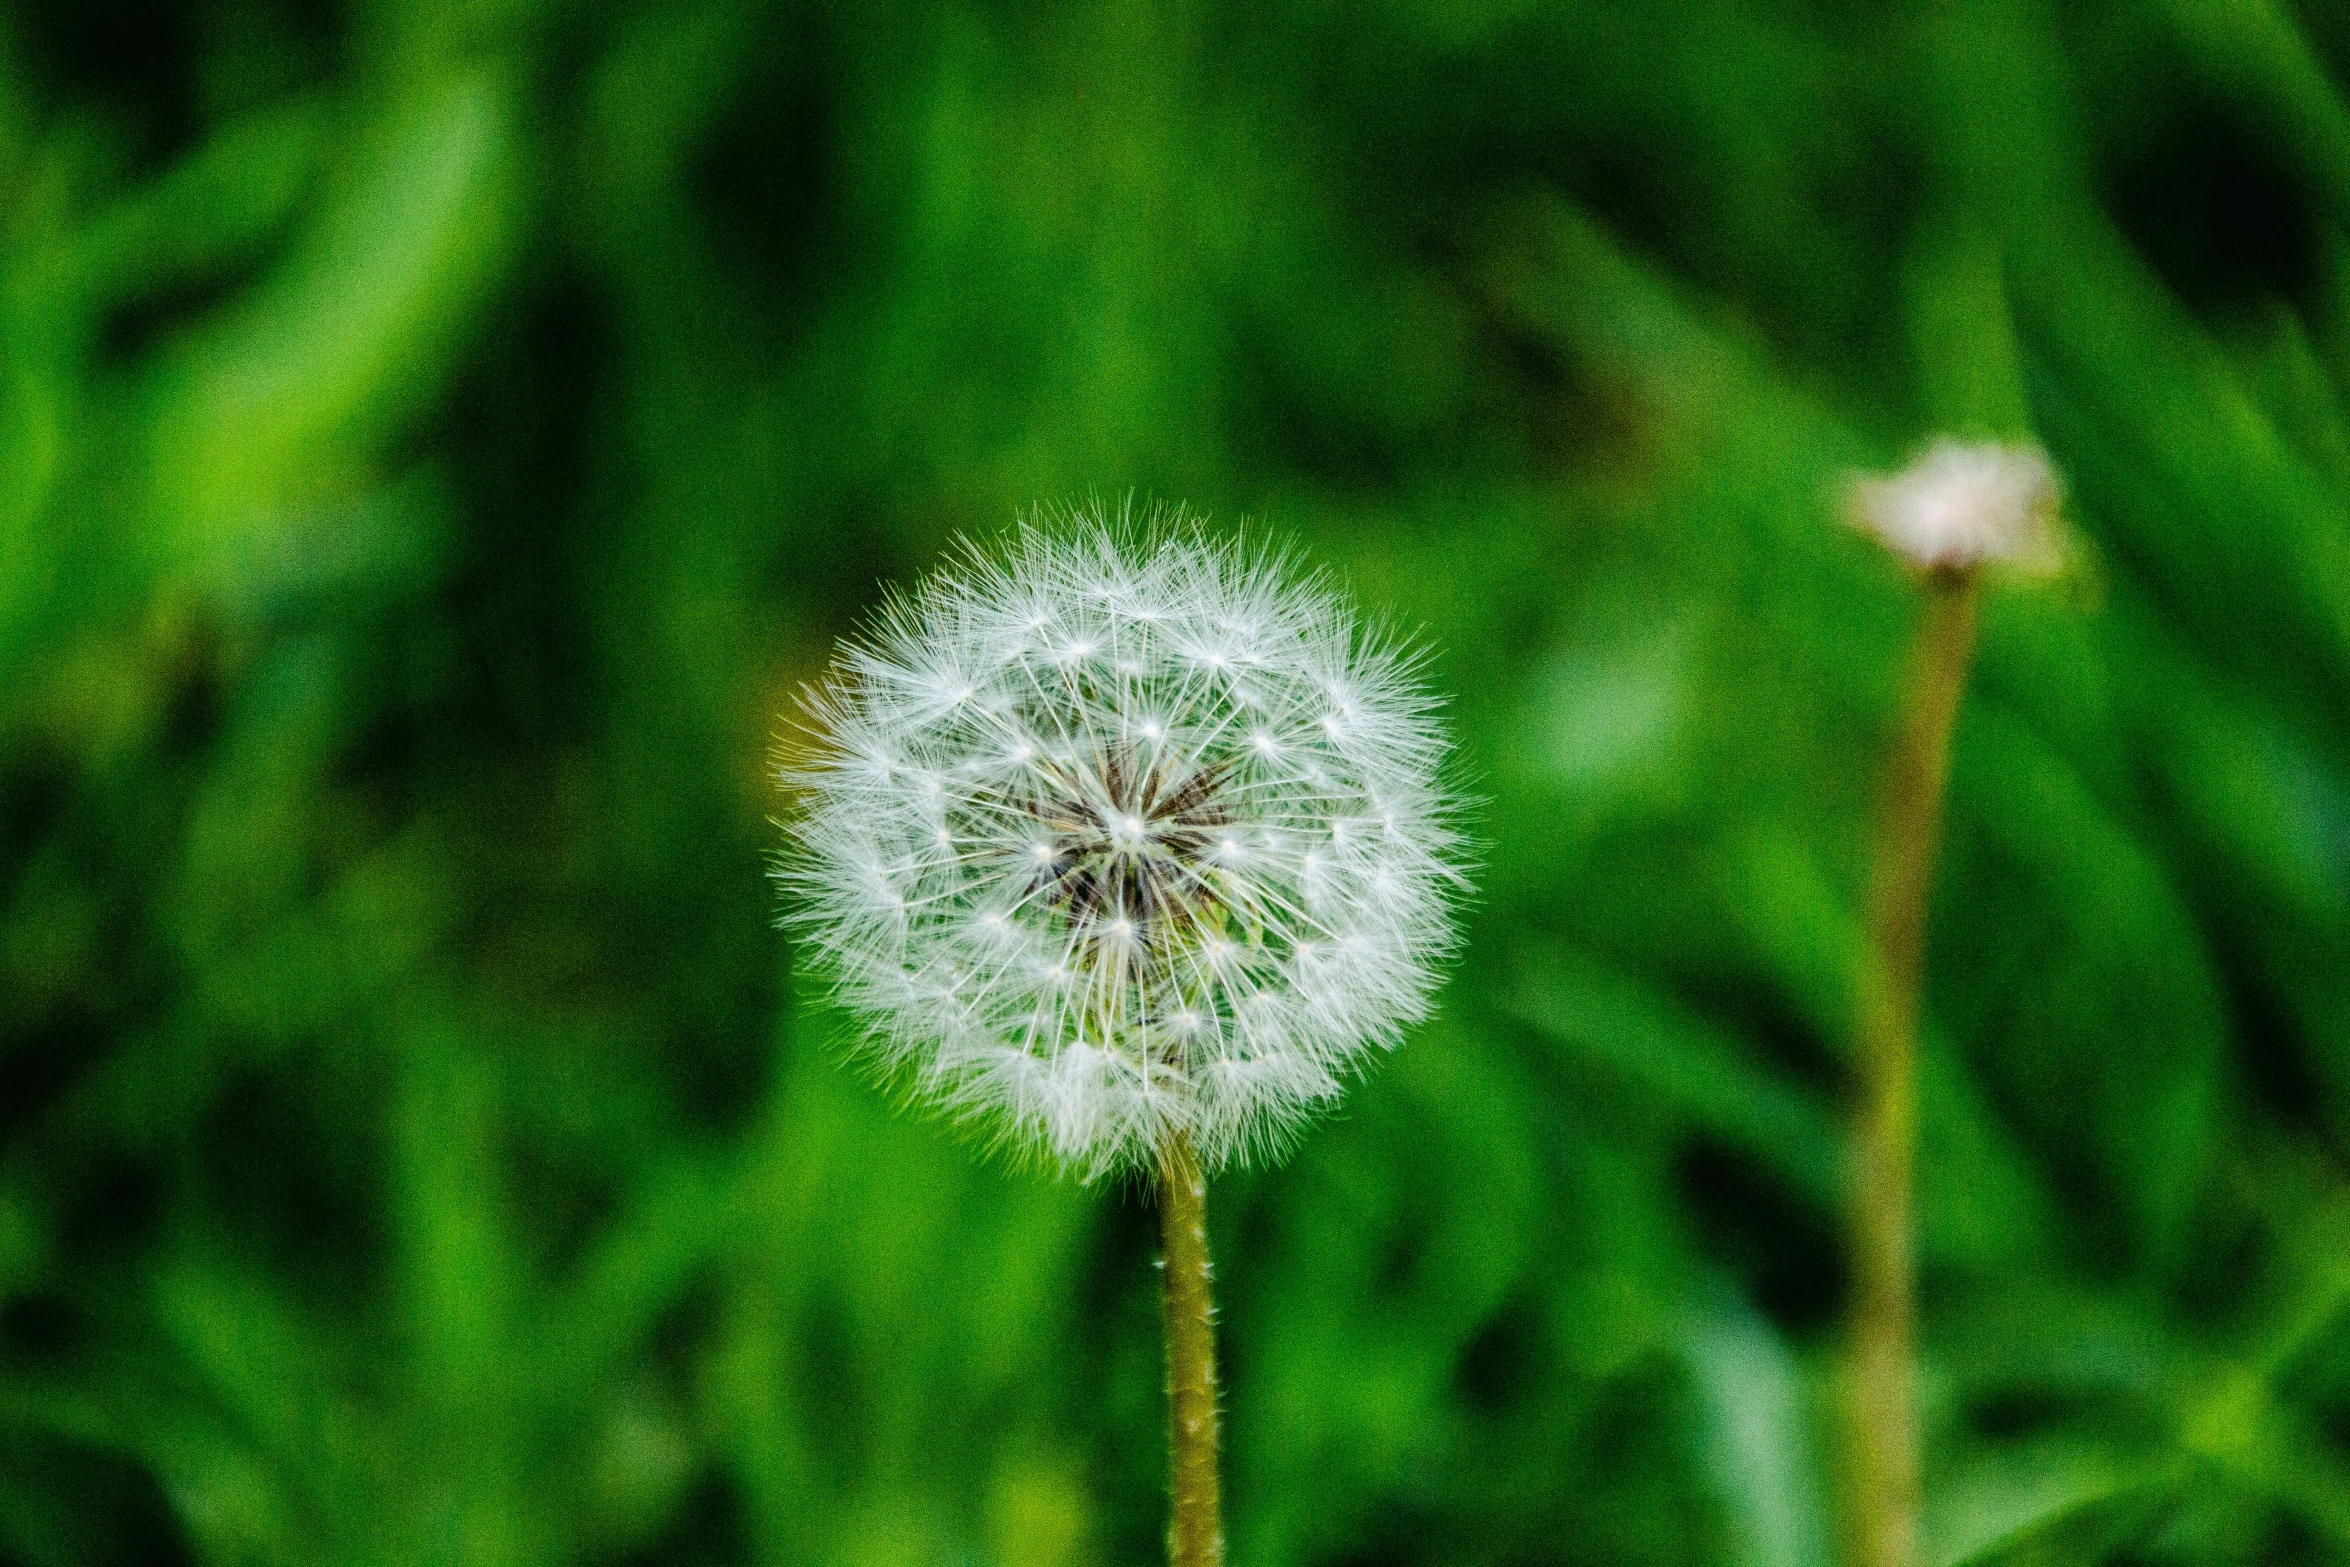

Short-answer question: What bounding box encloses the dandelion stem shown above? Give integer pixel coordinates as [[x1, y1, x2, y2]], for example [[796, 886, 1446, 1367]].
[[1158, 1131, 1224, 1567], [1851, 566, 1978, 1567]]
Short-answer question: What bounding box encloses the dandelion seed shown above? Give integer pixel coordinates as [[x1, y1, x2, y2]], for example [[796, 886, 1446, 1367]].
[[777, 509, 1465, 1179]]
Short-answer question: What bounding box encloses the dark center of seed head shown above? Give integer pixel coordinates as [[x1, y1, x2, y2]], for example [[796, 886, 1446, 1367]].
[[1027, 747, 1234, 944]]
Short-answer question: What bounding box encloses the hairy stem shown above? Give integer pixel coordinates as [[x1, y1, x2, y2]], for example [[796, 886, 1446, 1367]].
[[1159, 1133, 1224, 1567], [1851, 567, 1978, 1567]]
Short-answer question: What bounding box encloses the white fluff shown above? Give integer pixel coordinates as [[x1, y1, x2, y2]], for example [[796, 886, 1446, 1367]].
[[778, 512, 1465, 1178], [1847, 439, 2063, 571]]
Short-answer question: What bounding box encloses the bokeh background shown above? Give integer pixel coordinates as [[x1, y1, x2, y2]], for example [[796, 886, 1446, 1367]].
[[9, 1, 2350, 1562]]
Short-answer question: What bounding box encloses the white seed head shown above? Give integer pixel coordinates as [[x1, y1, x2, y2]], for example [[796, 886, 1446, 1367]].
[[777, 511, 1465, 1179], [1846, 438, 2063, 572]]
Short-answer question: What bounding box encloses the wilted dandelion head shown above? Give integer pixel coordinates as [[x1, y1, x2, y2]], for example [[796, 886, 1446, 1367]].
[[1847, 438, 2063, 572], [777, 511, 1465, 1179]]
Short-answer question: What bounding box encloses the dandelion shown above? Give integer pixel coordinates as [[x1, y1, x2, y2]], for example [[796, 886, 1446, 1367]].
[[1842, 437, 2064, 1567], [776, 507, 1465, 1567]]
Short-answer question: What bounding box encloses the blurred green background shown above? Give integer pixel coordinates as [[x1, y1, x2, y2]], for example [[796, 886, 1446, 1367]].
[[10, 0, 2350, 1562]]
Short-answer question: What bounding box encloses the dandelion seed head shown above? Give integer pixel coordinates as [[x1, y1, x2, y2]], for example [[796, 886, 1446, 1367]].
[[778, 509, 1465, 1178], [1847, 438, 2064, 572]]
